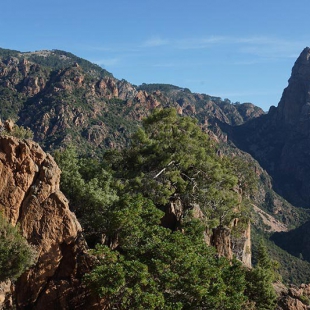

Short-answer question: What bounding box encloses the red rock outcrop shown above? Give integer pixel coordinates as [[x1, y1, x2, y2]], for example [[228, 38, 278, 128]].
[[0, 136, 97, 309], [211, 226, 233, 260]]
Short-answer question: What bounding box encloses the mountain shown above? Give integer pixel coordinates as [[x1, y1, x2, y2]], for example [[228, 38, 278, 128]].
[[0, 48, 264, 154], [1, 47, 310, 273], [1, 48, 302, 227], [0, 118, 253, 309], [214, 47, 310, 282], [229, 47, 310, 209], [3, 47, 310, 307]]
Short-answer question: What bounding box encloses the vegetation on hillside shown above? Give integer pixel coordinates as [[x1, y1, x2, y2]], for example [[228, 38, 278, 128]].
[[26, 50, 112, 78], [0, 47, 20, 58], [0, 87, 26, 120], [137, 83, 191, 93], [55, 108, 278, 309], [245, 240, 278, 309], [252, 228, 310, 285], [0, 121, 34, 139]]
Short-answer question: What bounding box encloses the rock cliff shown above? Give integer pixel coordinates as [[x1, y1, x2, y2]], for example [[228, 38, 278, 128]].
[[230, 47, 310, 209], [0, 136, 97, 309], [277, 47, 310, 126]]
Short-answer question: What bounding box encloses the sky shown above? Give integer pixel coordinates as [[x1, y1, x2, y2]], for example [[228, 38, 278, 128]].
[[1, 1, 310, 111]]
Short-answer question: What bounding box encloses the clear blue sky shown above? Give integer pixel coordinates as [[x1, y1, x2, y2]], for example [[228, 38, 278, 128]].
[[1, 0, 310, 111]]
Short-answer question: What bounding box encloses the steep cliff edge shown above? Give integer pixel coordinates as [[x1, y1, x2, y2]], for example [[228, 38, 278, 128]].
[[230, 47, 310, 208], [277, 47, 310, 126], [0, 136, 96, 309]]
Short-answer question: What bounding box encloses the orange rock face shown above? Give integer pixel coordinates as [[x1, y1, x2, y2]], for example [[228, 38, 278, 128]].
[[0, 136, 96, 309]]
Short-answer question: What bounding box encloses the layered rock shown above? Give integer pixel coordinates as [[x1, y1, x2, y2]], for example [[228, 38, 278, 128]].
[[0, 136, 96, 309]]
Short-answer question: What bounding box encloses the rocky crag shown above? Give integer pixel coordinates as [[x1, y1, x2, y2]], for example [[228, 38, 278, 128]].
[[3, 47, 310, 304], [275, 282, 310, 310], [0, 135, 100, 309], [0, 134, 304, 309], [230, 47, 310, 209], [161, 198, 252, 268], [217, 47, 310, 268]]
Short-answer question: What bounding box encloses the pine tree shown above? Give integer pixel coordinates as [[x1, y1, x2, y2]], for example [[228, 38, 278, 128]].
[[245, 240, 277, 309], [108, 108, 244, 228]]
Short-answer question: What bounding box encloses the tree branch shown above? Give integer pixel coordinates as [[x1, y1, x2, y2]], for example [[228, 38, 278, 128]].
[[153, 161, 175, 179]]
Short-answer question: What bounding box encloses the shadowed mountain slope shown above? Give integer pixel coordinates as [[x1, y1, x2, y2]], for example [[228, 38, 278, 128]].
[[229, 47, 310, 209]]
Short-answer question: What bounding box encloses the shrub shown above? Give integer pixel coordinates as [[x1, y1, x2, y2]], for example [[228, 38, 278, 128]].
[[0, 214, 36, 281]]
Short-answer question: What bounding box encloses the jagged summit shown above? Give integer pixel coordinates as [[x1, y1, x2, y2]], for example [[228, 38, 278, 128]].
[[230, 47, 310, 208], [277, 46, 310, 125]]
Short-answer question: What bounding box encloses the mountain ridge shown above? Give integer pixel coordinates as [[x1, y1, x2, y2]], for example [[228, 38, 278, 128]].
[[0, 47, 265, 156]]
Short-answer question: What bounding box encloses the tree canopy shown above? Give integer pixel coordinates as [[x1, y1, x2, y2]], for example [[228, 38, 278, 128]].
[[106, 108, 254, 228], [55, 108, 265, 309]]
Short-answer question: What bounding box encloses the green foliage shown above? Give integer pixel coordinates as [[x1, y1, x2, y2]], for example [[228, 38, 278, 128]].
[[0, 87, 26, 120], [52, 50, 112, 78], [251, 225, 310, 285], [85, 245, 165, 310], [223, 157, 258, 199], [137, 83, 184, 93], [245, 240, 277, 309], [0, 48, 20, 58], [256, 239, 273, 270], [245, 267, 277, 310], [261, 189, 309, 228], [264, 237, 310, 285], [24, 49, 112, 78], [0, 213, 36, 281], [108, 108, 250, 228], [54, 146, 118, 243], [9, 125, 33, 139], [85, 195, 248, 310], [55, 109, 264, 308], [0, 122, 34, 139]]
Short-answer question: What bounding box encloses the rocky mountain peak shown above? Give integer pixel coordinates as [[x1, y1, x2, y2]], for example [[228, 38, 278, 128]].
[[277, 47, 310, 125]]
